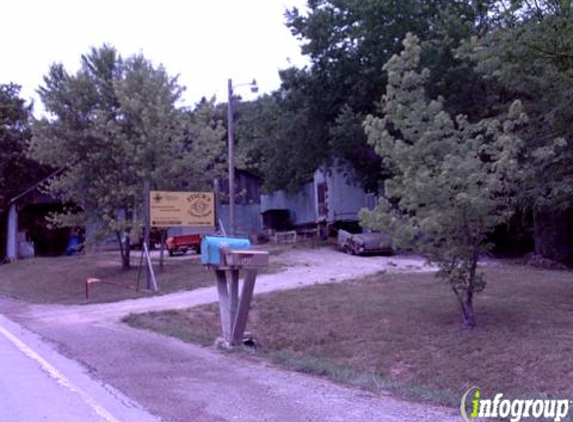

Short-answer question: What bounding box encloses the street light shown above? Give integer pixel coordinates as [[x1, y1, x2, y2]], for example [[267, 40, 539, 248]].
[[227, 78, 258, 236]]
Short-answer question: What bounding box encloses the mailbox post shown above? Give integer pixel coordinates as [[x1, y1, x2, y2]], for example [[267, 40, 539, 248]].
[[201, 237, 269, 346]]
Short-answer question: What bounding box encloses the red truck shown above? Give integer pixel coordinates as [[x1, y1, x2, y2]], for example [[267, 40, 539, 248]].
[[165, 234, 202, 256]]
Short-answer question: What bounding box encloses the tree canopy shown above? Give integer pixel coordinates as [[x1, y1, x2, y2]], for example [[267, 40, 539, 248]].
[[30, 45, 226, 267], [236, 0, 498, 192], [231, 0, 573, 262], [461, 0, 573, 211], [0, 84, 46, 210], [361, 34, 527, 327]]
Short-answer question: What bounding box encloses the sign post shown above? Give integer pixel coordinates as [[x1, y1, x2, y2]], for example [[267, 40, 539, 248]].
[[142, 190, 216, 293], [144, 181, 152, 290]]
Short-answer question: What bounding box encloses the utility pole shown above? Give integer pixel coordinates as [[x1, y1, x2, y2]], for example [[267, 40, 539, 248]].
[[226, 78, 258, 237], [227, 78, 235, 237]]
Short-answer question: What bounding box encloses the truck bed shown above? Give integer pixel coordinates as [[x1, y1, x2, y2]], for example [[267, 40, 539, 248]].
[[166, 234, 202, 256]]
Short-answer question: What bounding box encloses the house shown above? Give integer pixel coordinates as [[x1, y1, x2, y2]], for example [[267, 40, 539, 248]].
[[261, 162, 376, 232], [2, 163, 371, 257]]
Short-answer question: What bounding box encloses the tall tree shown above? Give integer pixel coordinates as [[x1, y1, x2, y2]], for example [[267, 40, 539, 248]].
[[30, 46, 226, 268], [460, 0, 573, 260], [238, 0, 496, 192], [0, 84, 46, 208], [0, 84, 48, 258], [235, 89, 329, 192], [178, 98, 227, 191], [362, 34, 527, 327]]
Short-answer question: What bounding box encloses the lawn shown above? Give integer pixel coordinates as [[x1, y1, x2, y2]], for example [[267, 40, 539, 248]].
[[0, 250, 284, 304], [124, 263, 573, 408]]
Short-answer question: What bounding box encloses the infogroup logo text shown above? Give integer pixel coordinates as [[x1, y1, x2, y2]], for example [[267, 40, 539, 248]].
[[460, 387, 571, 422]]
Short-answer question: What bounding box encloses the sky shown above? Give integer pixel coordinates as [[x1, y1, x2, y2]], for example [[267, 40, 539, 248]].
[[1, 0, 310, 113]]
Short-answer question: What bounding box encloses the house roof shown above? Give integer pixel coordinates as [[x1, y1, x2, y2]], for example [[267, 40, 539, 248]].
[[9, 167, 66, 205]]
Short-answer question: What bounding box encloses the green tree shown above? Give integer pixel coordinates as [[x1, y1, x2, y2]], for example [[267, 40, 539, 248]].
[[0, 84, 46, 208], [459, 0, 573, 260], [234, 90, 328, 192], [0, 84, 49, 258], [30, 46, 226, 268], [178, 98, 227, 191], [361, 34, 527, 327], [239, 0, 497, 192]]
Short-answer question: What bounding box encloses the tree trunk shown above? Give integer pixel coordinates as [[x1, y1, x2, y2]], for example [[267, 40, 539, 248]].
[[123, 233, 131, 269], [116, 230, 131, 270], [460, 290, 476, 328], [452, 286, 476, 328], [159, 229, 166, 271], [463, 249, 478, 328]]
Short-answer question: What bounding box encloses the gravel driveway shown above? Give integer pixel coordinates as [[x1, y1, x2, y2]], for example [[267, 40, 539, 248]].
[[12, 247, 435, 325]]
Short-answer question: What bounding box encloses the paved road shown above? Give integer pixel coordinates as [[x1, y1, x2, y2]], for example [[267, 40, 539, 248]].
[[17, 319, 460, 422], [0, 315, 161, 422]]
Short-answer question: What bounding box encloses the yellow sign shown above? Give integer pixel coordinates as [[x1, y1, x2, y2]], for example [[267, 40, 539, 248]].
[[150, 191, 215, 227]]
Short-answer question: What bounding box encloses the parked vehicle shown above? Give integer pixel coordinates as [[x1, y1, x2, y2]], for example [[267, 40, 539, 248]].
[[166, 234, 202, 256], [337, 229, 393, 256]]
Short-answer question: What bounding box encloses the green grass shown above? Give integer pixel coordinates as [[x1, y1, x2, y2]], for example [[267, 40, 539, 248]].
[[124, 310, 215, 346], [0, 252, 212, 304], [0, 251, 284, 304], [124, 263, 573, 407]]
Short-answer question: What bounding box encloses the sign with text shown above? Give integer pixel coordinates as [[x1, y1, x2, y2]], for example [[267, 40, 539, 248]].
[[150, 191, 215, 227]]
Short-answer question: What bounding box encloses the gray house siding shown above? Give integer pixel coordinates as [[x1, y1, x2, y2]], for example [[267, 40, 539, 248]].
[[217, 204, 262, 237], [261, 181, 317, 226], [261, 162, 372, 229], [315, 166, 370, 222]]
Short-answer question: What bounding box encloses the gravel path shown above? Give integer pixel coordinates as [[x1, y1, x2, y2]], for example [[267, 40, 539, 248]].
[[13, 247, 435, 325]]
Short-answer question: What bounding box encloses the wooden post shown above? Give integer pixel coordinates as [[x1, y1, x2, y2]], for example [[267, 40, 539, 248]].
[[215, 269, 259, 345], [143, 243, 158, 291], [230, 269, 258, 345], [159, 229, 166, 271], [215, 270, 232, 342], [207, 246, 269, 346], [229, 269, 239, 330]]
